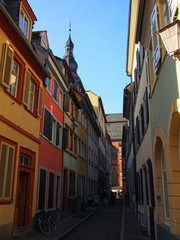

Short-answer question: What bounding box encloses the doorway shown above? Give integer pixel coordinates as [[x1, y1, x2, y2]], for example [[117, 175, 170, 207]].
[[63, 169, 68, 214], [17, 172, 29, 226]]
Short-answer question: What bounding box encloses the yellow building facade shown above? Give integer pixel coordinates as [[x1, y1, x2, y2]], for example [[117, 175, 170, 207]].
[[0, 1, 48, 238]]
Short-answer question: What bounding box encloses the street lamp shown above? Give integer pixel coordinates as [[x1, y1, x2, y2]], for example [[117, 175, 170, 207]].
[[157, 20, 180, 60]]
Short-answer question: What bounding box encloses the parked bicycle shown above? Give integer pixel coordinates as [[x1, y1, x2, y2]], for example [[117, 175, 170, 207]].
[[36, 210, 57, 235]]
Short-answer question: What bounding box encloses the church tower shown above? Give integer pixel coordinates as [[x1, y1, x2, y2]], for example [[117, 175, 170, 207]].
[[64, 25, 78, 74]]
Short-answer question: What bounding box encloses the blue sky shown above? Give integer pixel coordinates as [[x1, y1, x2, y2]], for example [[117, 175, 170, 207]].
[[28, 0, 130, 114]]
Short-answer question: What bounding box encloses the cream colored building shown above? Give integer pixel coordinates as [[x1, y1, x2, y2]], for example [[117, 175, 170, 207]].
[[125, 0, 180, 239]]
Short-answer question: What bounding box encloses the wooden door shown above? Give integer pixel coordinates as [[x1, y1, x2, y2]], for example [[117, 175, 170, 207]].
[[17, 172, 28, 226]]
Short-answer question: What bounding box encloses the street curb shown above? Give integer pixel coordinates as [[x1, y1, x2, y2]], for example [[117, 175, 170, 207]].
[[54, 210, 95, 240]]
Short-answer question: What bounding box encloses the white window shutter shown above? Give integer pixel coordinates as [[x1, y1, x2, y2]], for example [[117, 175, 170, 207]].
[[37, 86, 43, 117], [150, 4, 161, 75], [23, 68, 31, 106], [0, 43, 14, 88]]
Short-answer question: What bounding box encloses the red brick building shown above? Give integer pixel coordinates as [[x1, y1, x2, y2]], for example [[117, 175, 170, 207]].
[[106, 114, 127, 195]]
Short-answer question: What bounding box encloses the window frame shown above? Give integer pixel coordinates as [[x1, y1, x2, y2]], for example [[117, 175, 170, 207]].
[[19, 6, 31, 40], [53, 78, 58, 103]]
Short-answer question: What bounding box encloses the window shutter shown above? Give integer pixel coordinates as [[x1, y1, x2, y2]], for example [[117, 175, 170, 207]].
[[0, 43, 14, 88], [37, 86, 43, 117], [23, 68, 31, 106], [5, 147, 14, 197], [145, 87, 149, 124], [56, 122, 60, 146], [136, 49, 141, 79], [62, 127, 67, 150], [43, 109, 52, 141], [150, 4, 161, 74], [145, 51, 150, 97], [63, 94, 69, 112], [38, 169, 46, 210], [0, 144, 7, 197]]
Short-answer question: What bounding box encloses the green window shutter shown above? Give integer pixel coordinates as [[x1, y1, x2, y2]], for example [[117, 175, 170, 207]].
[[0, 43, 14, 88], [38, 169, 46, 210], [43, 109, 52, 141], [62, 127, 67, 150], [56, 122, 60, 146]]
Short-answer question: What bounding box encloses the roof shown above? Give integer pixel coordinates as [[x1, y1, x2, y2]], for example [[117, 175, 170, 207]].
[[106, 114, 127, 140]]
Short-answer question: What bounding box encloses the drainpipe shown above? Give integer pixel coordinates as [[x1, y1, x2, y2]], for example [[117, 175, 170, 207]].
[[131, 85, 138, 220]]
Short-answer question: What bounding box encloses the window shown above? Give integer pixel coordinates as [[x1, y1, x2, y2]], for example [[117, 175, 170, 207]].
[[53, 79, 58, 102], [20, 153, 31, 167], [19, 9, 29, 39], [52, 117, 56, 145], [27, 80, 35, 112], [59, 88, 63, 109], [23, 69, 43, 117], [38, 168, 46, 210], [8, 60, 19, 97], [161, 150, 169, 219], [56, 122, 63, 147], [0, 142, 15, 200], [43, 108, 63, 147], [150, 4, 161, 75], [48, 171, 54, 209]]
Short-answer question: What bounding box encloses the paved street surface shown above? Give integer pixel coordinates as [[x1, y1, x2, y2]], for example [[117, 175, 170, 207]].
[[62, 199, 123, 240], [15, 199, 150, 240]]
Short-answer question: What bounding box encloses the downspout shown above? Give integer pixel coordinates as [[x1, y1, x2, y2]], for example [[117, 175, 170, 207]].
[[131, 84, 138, 220]]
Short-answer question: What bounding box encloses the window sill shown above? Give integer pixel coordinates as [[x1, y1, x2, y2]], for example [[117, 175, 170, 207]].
[[0, 200, 13, 204]]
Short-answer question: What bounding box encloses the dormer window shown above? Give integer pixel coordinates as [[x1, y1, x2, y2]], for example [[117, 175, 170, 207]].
[[19, 9, 29, 39]]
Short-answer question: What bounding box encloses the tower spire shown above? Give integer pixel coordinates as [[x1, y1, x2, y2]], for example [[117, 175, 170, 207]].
[[64, 22, 78, 74], [69, 21, 71, 37]]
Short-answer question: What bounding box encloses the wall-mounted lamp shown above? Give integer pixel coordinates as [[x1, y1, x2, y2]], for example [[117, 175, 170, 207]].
[[157, 20, 180, 60]]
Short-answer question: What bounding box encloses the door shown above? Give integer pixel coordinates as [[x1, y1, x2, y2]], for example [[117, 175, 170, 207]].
[[63, 169, 68, 214], [56, 175, 61, 209], [17, 172, 28, 226]]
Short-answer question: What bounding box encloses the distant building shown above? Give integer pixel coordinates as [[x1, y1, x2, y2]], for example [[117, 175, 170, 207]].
[[106, 114, 127, 195]]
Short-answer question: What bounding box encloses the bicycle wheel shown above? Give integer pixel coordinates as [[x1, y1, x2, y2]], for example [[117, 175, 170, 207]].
[[48, 215, 57, 231], [39, 219, 51, 235]]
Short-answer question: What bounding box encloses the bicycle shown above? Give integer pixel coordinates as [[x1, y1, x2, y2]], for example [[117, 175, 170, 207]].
[[36, 211, 57, 235]]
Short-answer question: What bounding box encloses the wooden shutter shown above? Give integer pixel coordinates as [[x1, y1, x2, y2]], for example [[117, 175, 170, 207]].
[[23, 68, 31, 106], [43, 108, 52, 141], [56, 122, 60, 146], [145, 51, 150, 97], [63, 94, 69, 112], [136, 49, 141, 79], [0, 43, 14, 88], [150, 4, 161, 74], [37, 86, 43, 117], [38, 169, 46, 210], [5, 147, 14, 198], [62, 127, 67, 150]]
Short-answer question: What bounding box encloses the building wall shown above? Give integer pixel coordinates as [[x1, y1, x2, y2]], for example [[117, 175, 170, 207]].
[[0, 16, 45, 238]]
